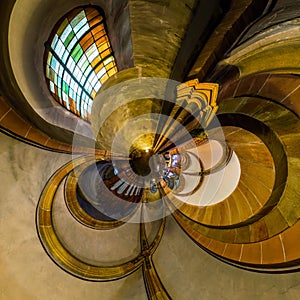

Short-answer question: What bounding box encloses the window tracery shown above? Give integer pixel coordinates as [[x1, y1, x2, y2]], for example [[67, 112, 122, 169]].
[[44, 6, 117, 121]]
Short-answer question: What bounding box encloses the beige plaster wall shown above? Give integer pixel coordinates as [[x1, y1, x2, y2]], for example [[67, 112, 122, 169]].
[[153, 216, 300, 300], [0, 132, 147, 300]]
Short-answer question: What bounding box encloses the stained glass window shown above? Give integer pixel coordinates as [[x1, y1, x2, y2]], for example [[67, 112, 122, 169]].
[[44, 6, 118, 122]]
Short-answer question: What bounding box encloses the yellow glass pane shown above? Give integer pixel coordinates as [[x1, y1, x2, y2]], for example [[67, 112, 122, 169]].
[[89, 18, 103, 28], [91, 56, 101, 67], [80, 34, 93, 51], [101, 49, 111, 59], [106, 62, 114, 70], [95, 34, 108, 45], [91, 25, 103, 35], [86, 8, 101, 21], [99, 43, 109, 53], [57, 19, 69, 36], [48, 68, 55, 82], [94, 63, 104, 73], [47, 52, 52, 66], [100, 74, 109, 84], [91, 90, 97, 98], [108, 69, 117, 77], [95, 38, 107, 48], [46, 6, 117, 123]]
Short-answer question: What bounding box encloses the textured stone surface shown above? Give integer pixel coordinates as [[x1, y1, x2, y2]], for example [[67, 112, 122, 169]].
[[0, 132, 147, 300], [129, 0, 197, 77], [188, 0, 268, 81], [154, 217, 300, 300], [106, 0, 134, 70]]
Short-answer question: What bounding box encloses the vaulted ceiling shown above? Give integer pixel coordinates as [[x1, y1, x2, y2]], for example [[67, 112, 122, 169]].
[[1, 0, 300, 299]]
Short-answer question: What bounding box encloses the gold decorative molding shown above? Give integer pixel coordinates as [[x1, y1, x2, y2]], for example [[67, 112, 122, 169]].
[[37, 156, 145, 281], [222, 22, 300, 76], [153, 80, 219, 153], [37, 155, 167, 281], [65, 161, 131, 230]]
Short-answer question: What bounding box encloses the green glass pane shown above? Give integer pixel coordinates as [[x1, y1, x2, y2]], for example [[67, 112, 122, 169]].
[[71, 44, 84, 62], [74, 48, 84, 62], [62, 81, 69, 94], [61, 24, 72, 43], [64, 30, 75, 47], [85, 43, 97, 58], [79, 56, 89, 71], [71, 44, 80, 57]]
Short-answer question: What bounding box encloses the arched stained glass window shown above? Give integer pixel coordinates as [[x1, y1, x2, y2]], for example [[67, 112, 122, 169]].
[[44, 6, 118, 122]]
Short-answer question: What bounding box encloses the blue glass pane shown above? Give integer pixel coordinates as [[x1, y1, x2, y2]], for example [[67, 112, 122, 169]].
[[66, 58, 76, 72], [70, 10, 86, 29], [73, 66, 82, 79], [58, 65, 64, 77], [54, 39, 65, 57], [97, 67, 106, 79], [61, 24, 72, 43], [51, 34, 59, 48], [49, 81, 55, 93], [78, 55, 88, 69], [46, 7, 118, 121], [86, 44, 98, 62], [73, 17, 88, 34], [76, 23, 89, 39], [67, 36, 78, 52], [50, 57, 60, 73], [84, 65, 92, 77], [94, 81, 101, 92], [62, 50, 70, 64]]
